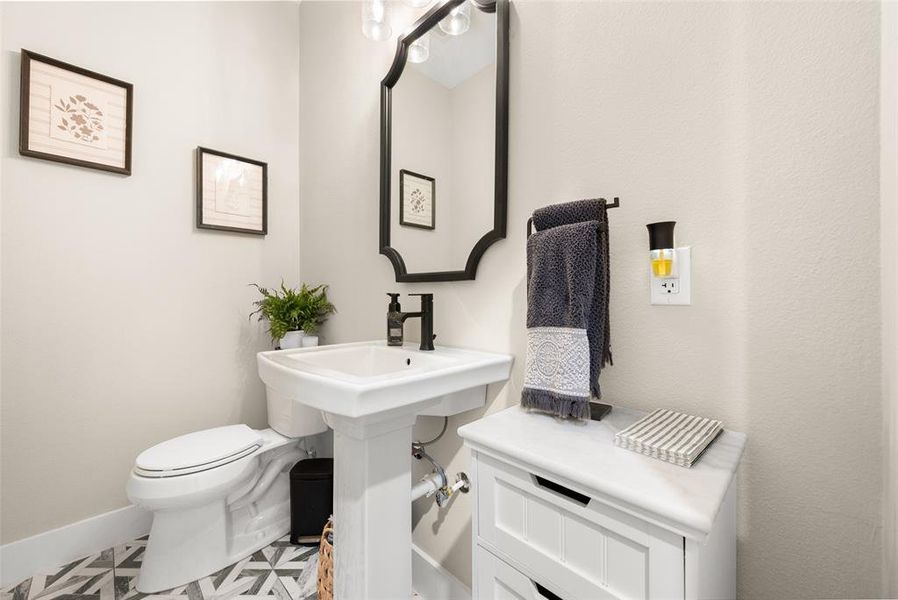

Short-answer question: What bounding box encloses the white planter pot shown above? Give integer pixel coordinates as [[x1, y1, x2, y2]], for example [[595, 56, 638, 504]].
[[279, 330, 305, 349], [301, 335, 319, 348]]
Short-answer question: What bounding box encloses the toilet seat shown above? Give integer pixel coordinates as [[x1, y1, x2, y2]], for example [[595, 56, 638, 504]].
[[135, 424, 263, 478]]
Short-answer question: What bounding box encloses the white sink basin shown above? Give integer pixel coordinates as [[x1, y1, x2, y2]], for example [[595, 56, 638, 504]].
[[257, 340, 513, 419], [277, 342, 456, 378]]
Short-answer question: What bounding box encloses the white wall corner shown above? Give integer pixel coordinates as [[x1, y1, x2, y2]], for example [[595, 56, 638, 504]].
[[0, 505, 151, 588], [412, 543, 471, 600]]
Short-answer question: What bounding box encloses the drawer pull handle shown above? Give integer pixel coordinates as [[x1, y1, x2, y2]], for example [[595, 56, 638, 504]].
[[533, 475, 590, 505], [534, 582, 565, 600]]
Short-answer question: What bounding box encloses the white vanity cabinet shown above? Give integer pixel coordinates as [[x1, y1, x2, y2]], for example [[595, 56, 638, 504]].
[[458, 406, 746, 600]]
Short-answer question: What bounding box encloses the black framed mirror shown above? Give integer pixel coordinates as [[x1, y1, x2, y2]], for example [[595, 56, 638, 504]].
[[380, 0, 509, 282]]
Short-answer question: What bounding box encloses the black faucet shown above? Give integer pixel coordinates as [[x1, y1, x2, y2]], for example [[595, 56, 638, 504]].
[[386, 293, 435, 351]]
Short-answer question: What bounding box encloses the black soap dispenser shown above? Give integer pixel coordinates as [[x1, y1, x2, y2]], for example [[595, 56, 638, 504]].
[[387, 293, 404, 346]]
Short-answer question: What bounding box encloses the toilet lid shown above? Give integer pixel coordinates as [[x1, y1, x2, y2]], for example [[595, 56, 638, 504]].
[[135, 424, 263, 474]]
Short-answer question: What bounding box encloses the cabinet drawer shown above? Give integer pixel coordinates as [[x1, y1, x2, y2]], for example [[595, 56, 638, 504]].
[[476, 454, 684, 600], [476, 545, 569, 600]]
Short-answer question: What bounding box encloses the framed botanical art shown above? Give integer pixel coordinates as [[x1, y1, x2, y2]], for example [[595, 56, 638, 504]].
[[196, 147, 268, 235], [19, 49, 133, 175], [399, 169, 435, 230]]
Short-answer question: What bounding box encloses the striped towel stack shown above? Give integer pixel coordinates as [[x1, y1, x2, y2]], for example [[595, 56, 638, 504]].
[[614, 409, 723, 468]]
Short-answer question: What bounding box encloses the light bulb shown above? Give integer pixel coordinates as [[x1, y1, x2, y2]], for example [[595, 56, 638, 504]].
[[362, 0, 392, 41], [439, 1, 470, 35], [408, 33, 430, 63]]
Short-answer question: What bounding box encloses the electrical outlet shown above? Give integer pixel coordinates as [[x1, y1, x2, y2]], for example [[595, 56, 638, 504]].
[[651, 277, 679, 299], [650, 247, 691, 305], [661, 279, 679, 294]]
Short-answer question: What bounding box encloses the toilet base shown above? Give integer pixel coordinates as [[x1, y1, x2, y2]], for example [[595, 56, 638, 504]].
[[137, 500, 229, 593], [135, 451, 298, 593]]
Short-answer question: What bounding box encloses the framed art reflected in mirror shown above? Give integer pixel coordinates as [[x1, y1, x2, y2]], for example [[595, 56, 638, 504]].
[[400, 169, 435, 230]]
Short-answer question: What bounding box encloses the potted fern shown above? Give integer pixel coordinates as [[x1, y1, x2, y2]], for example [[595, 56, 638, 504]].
[[250, 282, 336, 349]]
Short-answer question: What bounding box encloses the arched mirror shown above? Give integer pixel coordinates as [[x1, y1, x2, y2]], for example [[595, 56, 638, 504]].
[[379, 0, 509, 282]]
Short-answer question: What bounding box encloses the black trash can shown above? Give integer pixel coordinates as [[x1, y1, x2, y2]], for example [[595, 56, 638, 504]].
[[289, 457, 334, 544]]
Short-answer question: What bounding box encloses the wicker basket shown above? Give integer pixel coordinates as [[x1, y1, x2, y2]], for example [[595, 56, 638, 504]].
[[317, 518, 334, 600]]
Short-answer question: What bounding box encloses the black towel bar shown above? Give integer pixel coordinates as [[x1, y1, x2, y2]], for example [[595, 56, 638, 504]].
[[526, 196, 620, 237]]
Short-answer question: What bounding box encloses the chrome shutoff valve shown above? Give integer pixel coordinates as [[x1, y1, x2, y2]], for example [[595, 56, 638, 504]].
[[434, 473, 470, 508]]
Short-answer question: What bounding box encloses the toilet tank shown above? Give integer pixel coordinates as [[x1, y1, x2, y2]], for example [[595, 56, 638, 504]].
[[266, 386, 328, 438]]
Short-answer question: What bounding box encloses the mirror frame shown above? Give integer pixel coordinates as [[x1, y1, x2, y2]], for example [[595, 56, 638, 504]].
[[379, 0, 509, 282]]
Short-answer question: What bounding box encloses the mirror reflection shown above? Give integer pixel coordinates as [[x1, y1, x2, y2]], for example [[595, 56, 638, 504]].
[[390, 4, 497, 274]]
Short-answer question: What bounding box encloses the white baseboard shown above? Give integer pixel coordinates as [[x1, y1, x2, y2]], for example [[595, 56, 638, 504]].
[[412, 543, 471, 600], [0, 504, 152, 587]]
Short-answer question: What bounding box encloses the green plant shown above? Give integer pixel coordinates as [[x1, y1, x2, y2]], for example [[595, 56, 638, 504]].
[[250, 282, 336, 342]]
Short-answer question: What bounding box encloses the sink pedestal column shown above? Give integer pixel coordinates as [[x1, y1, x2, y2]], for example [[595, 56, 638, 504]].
[[325, 412, 417, 600]]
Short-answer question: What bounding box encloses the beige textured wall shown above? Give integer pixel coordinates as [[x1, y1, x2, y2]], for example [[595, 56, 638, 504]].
[[0, 3, 4, 547], [0, 2, 301, 543], [299, 1, 883, 597], [882, 2, 897, 596]]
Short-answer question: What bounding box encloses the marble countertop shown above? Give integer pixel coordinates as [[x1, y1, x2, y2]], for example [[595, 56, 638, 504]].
[[458, 405, 746, 540]]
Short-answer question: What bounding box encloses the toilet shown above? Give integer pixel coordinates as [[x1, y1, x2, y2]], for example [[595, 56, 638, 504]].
[[126, 393, 327, 593]]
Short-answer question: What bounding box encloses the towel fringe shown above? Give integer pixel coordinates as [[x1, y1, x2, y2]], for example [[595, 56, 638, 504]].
[[521, 388, 590, 421]]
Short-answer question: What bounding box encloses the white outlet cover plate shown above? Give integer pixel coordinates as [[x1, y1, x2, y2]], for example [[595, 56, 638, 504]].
[[651, 246, 691, 306]]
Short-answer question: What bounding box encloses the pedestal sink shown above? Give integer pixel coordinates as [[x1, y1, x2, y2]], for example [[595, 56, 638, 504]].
[[257, 341, 513, 599]]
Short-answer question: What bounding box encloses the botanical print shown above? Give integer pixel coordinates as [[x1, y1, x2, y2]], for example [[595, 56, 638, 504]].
[[409, 187, 427, 216], [49, 83, 108, 149], [213, 158, 252, 217], [21, 51, 131, 174]]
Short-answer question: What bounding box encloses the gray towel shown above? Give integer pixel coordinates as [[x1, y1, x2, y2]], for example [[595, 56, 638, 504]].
[[522, 200, 612, 420], [533, 199, 613, 384]]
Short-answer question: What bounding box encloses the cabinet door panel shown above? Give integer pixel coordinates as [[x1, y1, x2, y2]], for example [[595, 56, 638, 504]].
[[476, 454, 684, 600]]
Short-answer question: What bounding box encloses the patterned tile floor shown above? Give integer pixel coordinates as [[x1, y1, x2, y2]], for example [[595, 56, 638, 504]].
[[1, 536, 321, 600]]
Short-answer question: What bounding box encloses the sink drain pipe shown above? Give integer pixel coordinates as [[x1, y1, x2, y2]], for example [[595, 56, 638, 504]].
[[411, 471, 445, 502], [411, 434, 470, 507]]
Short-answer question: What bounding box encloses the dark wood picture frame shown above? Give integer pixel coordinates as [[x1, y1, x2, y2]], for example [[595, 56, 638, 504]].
[[399, 169, 436, 230], [195, 147, 268, 236], [19, 49, 134, 176], [379, 0, 509, 282]]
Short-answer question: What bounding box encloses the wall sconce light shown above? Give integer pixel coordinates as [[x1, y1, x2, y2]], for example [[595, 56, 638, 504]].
[[439, 1, 471, 35], [646, 221, 692, 306], [408, 32, 431, 63], [362, 0, 393, 41]]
